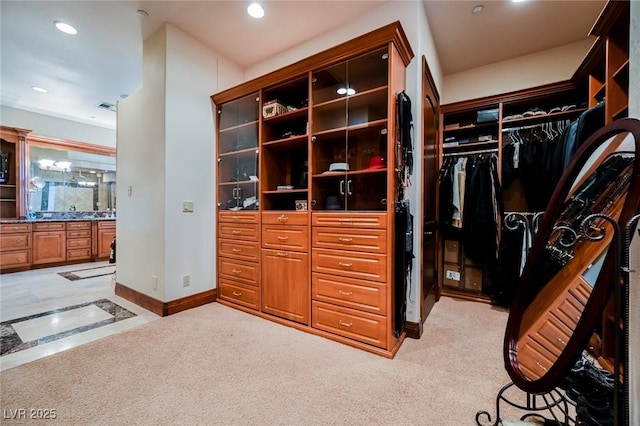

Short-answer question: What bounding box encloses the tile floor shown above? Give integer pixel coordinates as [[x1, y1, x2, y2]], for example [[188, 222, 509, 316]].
[[0, 262, 159, 371]]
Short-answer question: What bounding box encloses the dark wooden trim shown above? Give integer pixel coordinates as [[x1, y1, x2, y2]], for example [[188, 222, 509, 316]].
[[28, 134, 116, 157], [441, 81, 577, 113], [589, 0, 629, 36], [572, 37, 606, 85], [212, 21, 414, 104], [115, 282, 217, 316], [404, 321, 423, 339]]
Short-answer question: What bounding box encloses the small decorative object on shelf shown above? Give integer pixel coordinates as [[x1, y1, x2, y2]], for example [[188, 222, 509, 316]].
[[263, 100, 287, 118]]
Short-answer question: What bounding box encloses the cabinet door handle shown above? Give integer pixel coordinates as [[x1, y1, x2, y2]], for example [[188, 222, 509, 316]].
[[338, 237, 353, 243], [338, 290, 353, 296], [232, 291, 242, 297], [347, 179, 353, 195], [277, 236, 289, 241], [277, 251, 288, 257], [338, 262, 352, 269], [339, 179, 345, 195], [231, 248, 242, 253], [338, 320, 352, 328], [231, 230, 242, 235], [231, 269, 242, 275], [278, 214, 288, 223]]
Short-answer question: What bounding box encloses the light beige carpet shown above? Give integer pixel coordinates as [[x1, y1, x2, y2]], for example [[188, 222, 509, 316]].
[[0, 296, 527, 425]]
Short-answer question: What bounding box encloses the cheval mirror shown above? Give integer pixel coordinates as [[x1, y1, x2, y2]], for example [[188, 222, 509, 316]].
[[503, 117, 640, 394]]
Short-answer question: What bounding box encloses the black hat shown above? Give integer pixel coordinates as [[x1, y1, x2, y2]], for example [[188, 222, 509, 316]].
[[326, 196, 341, 210]]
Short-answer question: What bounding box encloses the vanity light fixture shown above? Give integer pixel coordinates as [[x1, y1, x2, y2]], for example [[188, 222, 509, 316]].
[[337, 87, 356, 96], [54, 21, 77, 35], [38, 159, 55, 169], [55, 161, 72, 171], [247, 2, 265, 19], [32, 86, 48, 93]]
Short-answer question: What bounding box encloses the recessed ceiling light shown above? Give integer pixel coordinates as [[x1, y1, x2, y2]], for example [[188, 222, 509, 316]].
[[247, 3, 265, 19], [472, 4, 484, 14], [32, 86, 48, 93], [512, 0, 528, 2], [54, 21, 77, 35], [137, 9, 149, 18]]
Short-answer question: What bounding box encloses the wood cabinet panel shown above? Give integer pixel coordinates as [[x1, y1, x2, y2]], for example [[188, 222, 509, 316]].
[[0, 233, 31, 251], [33, 222, 65, 231], [67, 230, 91, 238], [218, 211, 259, 224], [219, 279, 260, 310], [218, 239, 260, 262], [0, 250, 30, 268], [262, 212, 308, 226], [312, 248, 386, 283], [218, 223, 259, 242], [0, 223, 31, 233], [312, 301, 387, 348], [97, 229, 116, 259], [312, 227, 386, 254], [312, 272, 386, 315], [32, 230, 66, 264], [312, 212, 386, 229], [218, 257, 259, 286], [67, 238, 91, 249], [67, 221, 91, 230], [67, 248, 91, 260], [262, 225, 308, 252], [261, 249, 309, 324]]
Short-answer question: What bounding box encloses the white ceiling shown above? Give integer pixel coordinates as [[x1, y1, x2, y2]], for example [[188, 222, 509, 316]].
[[0, 0, 606, 130]]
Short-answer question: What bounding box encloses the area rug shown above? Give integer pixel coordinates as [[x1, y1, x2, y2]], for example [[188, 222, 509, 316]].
[[58, 265, 116, 281]]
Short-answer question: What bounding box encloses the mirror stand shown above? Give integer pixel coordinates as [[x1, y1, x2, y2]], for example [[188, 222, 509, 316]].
[[477, 211, 634, 426]]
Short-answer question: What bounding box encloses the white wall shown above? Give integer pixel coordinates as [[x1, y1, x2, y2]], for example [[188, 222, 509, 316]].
[[442, 39, 594, 105], [1, 105, 116, 147], [116, 23, 243, 302], [628, 1, 639, 423]]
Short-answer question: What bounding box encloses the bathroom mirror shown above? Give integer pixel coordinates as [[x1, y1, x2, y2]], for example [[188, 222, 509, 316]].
[[28, 142, 116, 213], [503, 118, 640, 394]]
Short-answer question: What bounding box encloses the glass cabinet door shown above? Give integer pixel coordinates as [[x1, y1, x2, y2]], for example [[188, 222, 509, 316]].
[[311, 47, 389, 211], [217, 93, 260, 211]]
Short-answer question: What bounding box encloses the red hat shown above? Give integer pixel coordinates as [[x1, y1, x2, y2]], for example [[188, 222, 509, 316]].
[[367, 156, 385, 170]]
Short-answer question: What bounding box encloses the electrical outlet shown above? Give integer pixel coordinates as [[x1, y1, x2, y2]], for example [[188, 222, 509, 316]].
[[182, 275, 190, 287], [152, 275, 158, 290]]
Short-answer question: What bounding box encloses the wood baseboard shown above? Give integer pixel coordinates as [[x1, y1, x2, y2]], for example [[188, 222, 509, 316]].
[[115, 282, 217, 316], [404, 321, 423, 339]]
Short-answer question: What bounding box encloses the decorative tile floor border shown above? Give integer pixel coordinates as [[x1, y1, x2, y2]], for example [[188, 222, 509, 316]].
[[0, 299, 136, 356], [58, 265, 116, 281]]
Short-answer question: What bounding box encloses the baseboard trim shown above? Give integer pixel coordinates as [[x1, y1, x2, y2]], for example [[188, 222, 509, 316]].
[[115, 282, 217, 316], [404, 321, 423, 339]]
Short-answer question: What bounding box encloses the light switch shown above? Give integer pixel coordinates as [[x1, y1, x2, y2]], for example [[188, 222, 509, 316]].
[[182, 200, 194, 213]]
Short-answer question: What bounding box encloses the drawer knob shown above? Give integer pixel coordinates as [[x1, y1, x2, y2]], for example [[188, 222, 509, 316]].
[[278, 214, 288, 223], [232, 291, 242, 297], [338, 320, 352, 328], [232, 230, 242, 235], [276, 251, 288, 257], [231, 269, 242, 275], [338, 290, 353, 296], [535, 362, 548, 372], [338, 262, 352, 269], [277, 236, 289, 241], [338, 237, 353, 243], [557, 338, 566, 345], [232, 248, 242, 253]]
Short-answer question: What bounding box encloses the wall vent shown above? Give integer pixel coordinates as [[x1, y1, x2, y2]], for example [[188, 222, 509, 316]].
[[97, 101, 117, 112]]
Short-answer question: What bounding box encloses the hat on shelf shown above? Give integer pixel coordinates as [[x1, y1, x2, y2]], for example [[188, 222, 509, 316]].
[[366, 156, 386, 170], [324, 162, 349, 173], [326, 195, 342, 210]]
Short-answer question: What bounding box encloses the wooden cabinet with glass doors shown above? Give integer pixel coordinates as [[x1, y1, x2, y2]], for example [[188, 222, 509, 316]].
[[212, 21, 413, 358]]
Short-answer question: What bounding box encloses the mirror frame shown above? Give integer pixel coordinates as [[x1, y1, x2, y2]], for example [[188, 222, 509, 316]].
[[503, 118, 640, 394], [26, 134, 116, 213]]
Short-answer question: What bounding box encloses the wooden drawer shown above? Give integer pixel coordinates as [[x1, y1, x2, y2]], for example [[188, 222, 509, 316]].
[[67, 248, 91, 260], [312, 272, 387, 316], [0, 233, 31, 252], [262, 225, 308, 251], [517, 335, 556, 380], [67, 221, 91, 230], [312, 227, 386, 254], [218, 257, 259, 286], [218, 240, 259, 262], [312, 212, 386, 229], [218, 279, 260, 310], [218, 222, 259, 242], [444, 240, 460, 263], [463, 265, 483, 292], [532, 315, 572, 357], [262, 212, 307, 226], [67, 237, 91, 249], [0, 223, 31, 233], [218, 211, 259, 224], [0, 250, 30, 268], [98, 221, 116, 229], [67, 230, 91, 238], [312, 248, 386, 283], [33, 222, 65, 231], [312, 301, 387, 349]]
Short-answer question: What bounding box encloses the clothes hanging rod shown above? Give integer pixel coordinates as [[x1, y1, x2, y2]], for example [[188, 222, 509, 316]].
[[502, 119, 569, 133], [443, 147, 499, 157]]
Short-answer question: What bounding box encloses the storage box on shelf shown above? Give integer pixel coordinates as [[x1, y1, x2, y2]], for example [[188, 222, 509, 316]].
[[212, 21, 413, 357]]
